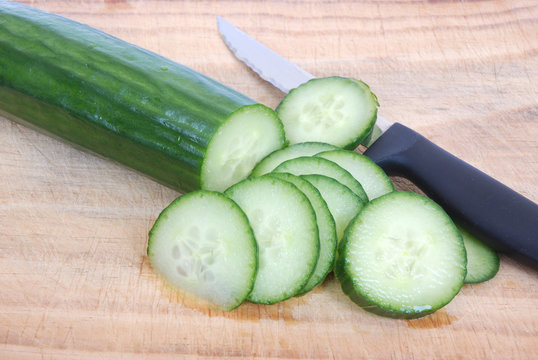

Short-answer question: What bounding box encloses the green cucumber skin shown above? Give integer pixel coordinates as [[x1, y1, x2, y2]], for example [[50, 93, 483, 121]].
[[336, 253, 436, 319], [225, 175, 320, 305], [250, 142, 339, 177], [343, 79, 378, 150], [0, 1, 255, 192], [315, 149, 395, 200], [268, 172, 337, 296], [458, 225, 500, 284], [335, 192, 466, 319], [276, 76, 378, 150], [147, 190, 258, 311]]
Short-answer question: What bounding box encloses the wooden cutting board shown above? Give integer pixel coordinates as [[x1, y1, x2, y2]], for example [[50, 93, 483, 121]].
[[1, 0, 537, 358]]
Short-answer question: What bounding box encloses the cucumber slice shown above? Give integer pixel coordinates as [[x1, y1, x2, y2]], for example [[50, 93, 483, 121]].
[[270, 173, 337, 295], [458, 225, 500, 284], [316, 149, 394, 200], [273, 156, 368, 202], [202, 104, 286, 192], [301, 174, 365, 244], [147, 191, 257, 311], [336, 191, 466, 319], [276, 77, 378, 149], [225, 176, 319, 304], [251, 142, 338, 176]]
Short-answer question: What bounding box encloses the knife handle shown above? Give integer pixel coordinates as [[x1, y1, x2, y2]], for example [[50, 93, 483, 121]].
[[364, 122, 538, 264]]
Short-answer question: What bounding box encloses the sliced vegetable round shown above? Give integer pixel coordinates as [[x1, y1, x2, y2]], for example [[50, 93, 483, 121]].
[[251, 142, 338, 177], [276, 77, 379, 149], [302, 174, 365, 244], [225, 176, 319, 304], [147, 191, 257, 311], [270, 172, 337, 295], [273, 156, 368, 202], [316, 149, 394, 200], [202, 104, 286, 191], [336, 191, 467, 319], [458, 225, 500, 284]]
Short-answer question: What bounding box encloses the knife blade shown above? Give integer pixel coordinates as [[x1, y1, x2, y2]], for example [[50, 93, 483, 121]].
[[217, 17, 538, 265]]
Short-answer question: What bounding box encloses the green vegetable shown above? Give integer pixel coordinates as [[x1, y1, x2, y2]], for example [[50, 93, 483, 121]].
[[335, 191, 467, 319], [270, 173, 337, 295], [316, 149, 394, 200], [251, 142, 338, 176], [273, 156, 368, 202], [276, 77, 378, 149], [0, 1, 285, 193], [147, 191, 257, 311], [225, 175, 320, 304], [458, 226, 500, 284], [301, 174, 365, 244]]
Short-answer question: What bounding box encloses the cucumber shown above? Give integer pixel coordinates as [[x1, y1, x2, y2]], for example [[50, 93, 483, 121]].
[[336, 191, 467, 319], [276, 77, 379, 149], [0, 1, 285, 193], [225, 176, 319, 304], [270, 173, 337, 295], [458, 226, 500, 284], [251, 142, 338, 176], [301, 174, 366, 244], [273, 157, 368, 202], [316, 149, 394, 200], [147, 191, 257, 311]]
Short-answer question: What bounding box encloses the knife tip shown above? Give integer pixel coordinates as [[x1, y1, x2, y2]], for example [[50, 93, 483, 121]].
[[216, 16, 228, 29]]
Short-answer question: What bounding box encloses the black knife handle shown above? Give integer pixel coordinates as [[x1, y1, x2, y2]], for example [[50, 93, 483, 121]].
[[364, 122, 538, 264]]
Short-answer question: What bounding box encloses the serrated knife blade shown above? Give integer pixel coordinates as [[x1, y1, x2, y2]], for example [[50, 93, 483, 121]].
[[217, 16, 314, 94]]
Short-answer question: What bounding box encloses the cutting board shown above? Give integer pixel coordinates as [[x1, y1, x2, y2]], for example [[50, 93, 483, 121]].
[[1, 0, 537, 358]]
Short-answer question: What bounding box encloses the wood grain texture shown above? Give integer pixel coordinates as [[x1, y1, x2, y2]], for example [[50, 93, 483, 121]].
[[1, 0, 537, 358]]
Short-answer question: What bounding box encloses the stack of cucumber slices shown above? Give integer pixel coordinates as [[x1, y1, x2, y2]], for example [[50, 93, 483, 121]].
[[148, 77, 500, 318]]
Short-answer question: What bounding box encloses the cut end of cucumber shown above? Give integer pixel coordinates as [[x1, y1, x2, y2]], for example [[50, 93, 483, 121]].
[[276, 77, 378, 149], [147, 191, 257, 311], [336, 192, 466, 319], [201, 104, 286, 192]]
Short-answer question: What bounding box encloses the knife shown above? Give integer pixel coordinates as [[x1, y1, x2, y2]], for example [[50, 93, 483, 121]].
[[217, 17, 538, 265]]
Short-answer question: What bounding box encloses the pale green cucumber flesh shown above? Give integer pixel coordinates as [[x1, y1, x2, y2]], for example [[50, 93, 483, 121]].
[[276, 77, 378, 149], [251, 142, 338, 176], [269, 173, 337, 295], [316, 149, 394, 200], [457, 225, 500, 284], [273, 156, 368, 202], [301, 174, 365, 244], [147, 191, 257, 311], [336, 191, 467, 319], [201, 104, 286, 192], [225, 176, 319, 304]]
